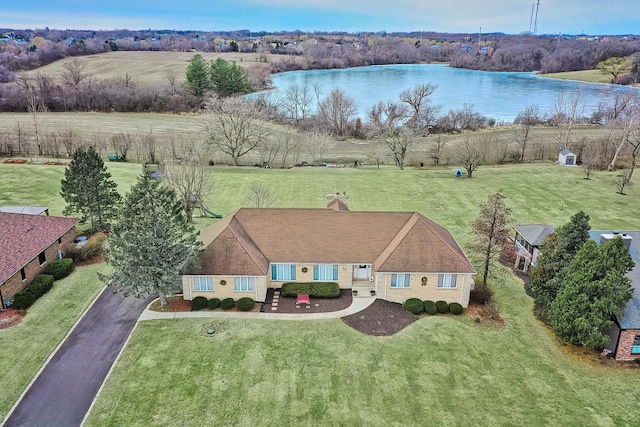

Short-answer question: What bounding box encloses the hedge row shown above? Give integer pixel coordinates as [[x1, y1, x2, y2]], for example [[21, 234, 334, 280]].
[[191, 297, 255, 312], [281, 282, 340, 298], [12, 274, 56, 310], [44, 258, 74, 280], [402, 298, 464, 316]]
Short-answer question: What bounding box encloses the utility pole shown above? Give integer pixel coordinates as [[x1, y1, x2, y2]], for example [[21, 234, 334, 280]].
[[533, 0, 540, 35], [529, 3, 535, 33]]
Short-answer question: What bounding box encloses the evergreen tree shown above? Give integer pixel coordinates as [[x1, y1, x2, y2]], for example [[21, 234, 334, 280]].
[[548, 238, 634, 349], [60, 146, 121, 231], [530, 211, 591, 313], [469, 190, 512, 286], [210, 58, 252, 97], [185, 54, 212, 96], [102, 170, 201, 306]]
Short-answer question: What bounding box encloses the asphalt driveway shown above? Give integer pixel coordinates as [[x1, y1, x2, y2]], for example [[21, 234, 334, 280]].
[[4, 286, 151, 427]]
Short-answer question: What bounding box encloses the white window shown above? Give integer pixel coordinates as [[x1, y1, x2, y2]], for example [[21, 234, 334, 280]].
[[271, 264, 296, 281], [234, 277, 255, 292], [391, 273, 410, 288], [193, 276, 213, 291], [313, 264, 338, 281], [437, 274, 457, 289]]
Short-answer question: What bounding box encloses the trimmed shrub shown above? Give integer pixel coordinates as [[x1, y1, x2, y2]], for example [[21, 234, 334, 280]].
[[436, 300, 450, 314], [423, 300, 437, 315], [29, 274, 55, 298], [449, 302, 464, 315], [281, 282, 340, 298], [236, 297, 255, 311], [207, 298, 221, 310], [191, 296, 208, 311], [403, 298, 424, 315], [45, 258, 74, 280], [221, 298, 235, 310], [12, 292, 35, 310]]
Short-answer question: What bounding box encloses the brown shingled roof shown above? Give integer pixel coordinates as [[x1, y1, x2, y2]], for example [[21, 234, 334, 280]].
[[0, 213, 79, 284], [198, 208, 475, 275]]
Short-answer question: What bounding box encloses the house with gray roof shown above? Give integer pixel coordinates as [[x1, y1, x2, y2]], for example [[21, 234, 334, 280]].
[[513, 224, 555, 272]]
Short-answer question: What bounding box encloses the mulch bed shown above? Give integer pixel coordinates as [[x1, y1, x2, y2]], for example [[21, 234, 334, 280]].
[[342, 299, 418, 336], [265, 289, 353, 313], [0, 308, 24, 329], [149, 296, 193, 312]]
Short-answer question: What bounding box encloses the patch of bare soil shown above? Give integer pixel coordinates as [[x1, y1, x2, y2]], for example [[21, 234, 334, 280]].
[[0, 308, 24, 329], [342, 299, 418, 336], [464, 302, 504, 326]]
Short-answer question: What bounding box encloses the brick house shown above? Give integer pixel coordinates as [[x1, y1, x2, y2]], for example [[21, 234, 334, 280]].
[[0, 212, 79, 308], [182, 202, 476, 306]]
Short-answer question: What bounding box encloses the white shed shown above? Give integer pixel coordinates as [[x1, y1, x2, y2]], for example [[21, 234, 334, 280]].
[[558, 149, 577, 166]]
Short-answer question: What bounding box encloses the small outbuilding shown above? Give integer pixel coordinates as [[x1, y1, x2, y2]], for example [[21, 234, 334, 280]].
[[558, 149, 577, 166]]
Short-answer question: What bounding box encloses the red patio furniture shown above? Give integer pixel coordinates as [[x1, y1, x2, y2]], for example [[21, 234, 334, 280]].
[[297, 294, 310, 305]]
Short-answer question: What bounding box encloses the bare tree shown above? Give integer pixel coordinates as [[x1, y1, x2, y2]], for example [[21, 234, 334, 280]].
[[314, 86, 358, 136], [61, 58, 88, 88], [608, 102, 639, 171], [163, 70, 180, 95], [304, 129, 332, 164], [552, 91, 584, 150], [513, 104, 540, 161], [164, 160, 214, 221], [59, 127, 78, 157], [277, 133, 301, 168], [203, 97, 270, 166], [399, 83, 438, 131], [280, 83, 313, 123], [368, 138, 390, 169], [383, 129, 414, 170], [454, 134, 486, 178], [613, 169, 633, 195], [367, 101, 408, 131], [581, 141, 599, 180], [91, 131, 108, 156], [244, 182, 277, 208], [430, 135, 448, 166], [110, 132, 134, 161], [137, 127, 157, 163], [17, 74, 47, 155], [259, 139, 281, 167]]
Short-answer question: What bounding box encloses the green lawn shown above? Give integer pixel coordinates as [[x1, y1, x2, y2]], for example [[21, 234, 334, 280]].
[[0, 263, 106, 420], [85, 279, 640, 426], [2, 161, 640, 425], [540, 69, 612, 84]]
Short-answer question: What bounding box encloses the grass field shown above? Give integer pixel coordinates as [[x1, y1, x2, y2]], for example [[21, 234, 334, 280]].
[[540, 69, 612, 84], [2, 161, 640, 425], [0, 264, 106, 420], [84, 282, 640, 426], [0, 111, 613, 166], [1, 161, 638, 238], [22, 51, 297, 86]]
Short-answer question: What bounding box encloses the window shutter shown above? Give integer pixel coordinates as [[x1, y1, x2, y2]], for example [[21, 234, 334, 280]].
[[291, 264, 296, 280]]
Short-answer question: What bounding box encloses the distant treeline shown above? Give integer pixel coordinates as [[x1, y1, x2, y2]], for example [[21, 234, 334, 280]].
[[1, 28, 639, 114]]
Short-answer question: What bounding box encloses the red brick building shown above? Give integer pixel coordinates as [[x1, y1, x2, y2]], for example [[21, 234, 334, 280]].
[[0, 212, 78, 308]]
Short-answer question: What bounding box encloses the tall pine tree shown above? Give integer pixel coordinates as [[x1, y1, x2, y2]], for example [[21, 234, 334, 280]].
[[548, 237, 634, 349], [185, 54, 212, 96], [102, 170, 200, 306], [60, 146, 121, 231]]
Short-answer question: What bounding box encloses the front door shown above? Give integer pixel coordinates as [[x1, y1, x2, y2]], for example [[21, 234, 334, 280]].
[[353, 265, 371, 280]]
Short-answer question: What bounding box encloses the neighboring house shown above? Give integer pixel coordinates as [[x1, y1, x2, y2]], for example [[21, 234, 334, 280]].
[[558, 149, 577, 166], [0, 206, 49, 215], [0, 212, 78, 308], [182, 202, 476, 307], [513, 224, 555, 272], [596, 230, 640, 360]]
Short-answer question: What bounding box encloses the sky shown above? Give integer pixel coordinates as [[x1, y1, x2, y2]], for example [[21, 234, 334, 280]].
[[1, 0, 639, 35]]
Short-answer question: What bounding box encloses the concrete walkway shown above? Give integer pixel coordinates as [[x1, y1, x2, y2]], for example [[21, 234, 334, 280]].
[[138, 295, 377, 321]]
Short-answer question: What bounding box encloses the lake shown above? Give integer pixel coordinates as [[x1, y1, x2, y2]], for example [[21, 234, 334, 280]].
[[265, 64, 639, 123]]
